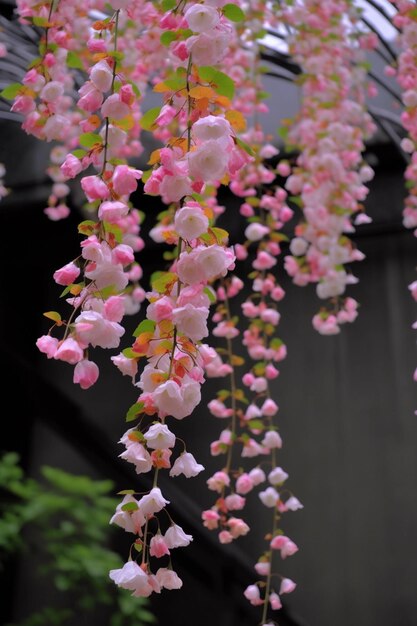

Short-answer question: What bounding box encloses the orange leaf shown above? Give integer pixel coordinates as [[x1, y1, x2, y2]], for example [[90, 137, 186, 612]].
[[189, 85, 215, 99], [225, 109, 247, 132], [148, 149, 161, 165], [195, 97, 210, 112], [214, 95, 231, 108], [153, 82, 171, 93]]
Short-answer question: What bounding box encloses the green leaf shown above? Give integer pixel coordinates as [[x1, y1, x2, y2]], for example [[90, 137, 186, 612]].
[[78, 219, 97, 235], [222, 3, 245, 22], [133, 319, 156, 337], [236, 137, 254, 156], [270, 337, 284, 350], [151, 271, 177, 294], [162, 0, 176, 10], [122, 348, 139, 359], [160, 31, 177, 46], [72, 148, 87, 159], [66, 51, 84, 70], [198, 66, 235, 99], [204, 286, 216, 304], [140, 107, 161, 131], [117, 489, 136, 495], [121, 501, 139, 512], [142, 169, 152, 184], [79, 132, 102, 148], [248, 419, 265, 432], [126, 402, 145, 422], [0, 83, 22, 100], [32, 16, 50, 27]]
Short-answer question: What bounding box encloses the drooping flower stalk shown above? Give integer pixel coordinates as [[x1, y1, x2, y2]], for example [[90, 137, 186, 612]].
[[279, 0, 377, 334]]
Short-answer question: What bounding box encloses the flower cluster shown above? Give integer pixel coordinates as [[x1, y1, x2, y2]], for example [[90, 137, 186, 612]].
[[279, 0, 376, 334], [392, 0, 417, 235]]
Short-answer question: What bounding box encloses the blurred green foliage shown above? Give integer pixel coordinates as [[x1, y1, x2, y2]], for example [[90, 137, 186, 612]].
[[0, 452, 156, 626]]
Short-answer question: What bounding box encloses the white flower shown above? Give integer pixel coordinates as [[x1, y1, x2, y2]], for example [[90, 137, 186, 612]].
[[164, 524, 193, 549], [174, 205, 209, 240], [152, 379, 201, 420], [172, 303, 209, 341], [139, 487, 169, 516], [259, 486, 279, 508], [184, 4, 220, 32], [268, 467, 289, 485], [144, 423, 176, 449], [169, 452, 205, 478]]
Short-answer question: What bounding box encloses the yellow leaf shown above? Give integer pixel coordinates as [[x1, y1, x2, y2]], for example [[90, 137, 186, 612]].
[[148, 149, 161, 165], [189, 85, 215, 99], [43, 311, 62, 325], [114, 115, 135, 130], [225, 109, 247, 132], [69, 284, 83, 295], [153, 82, 171, 93]]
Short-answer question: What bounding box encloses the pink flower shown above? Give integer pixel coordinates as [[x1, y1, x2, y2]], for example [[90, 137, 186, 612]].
[[177, 245, 235, 285], [164, 524, 193, 548], [152, 379, 201, 419], [243, 584, 263, 606], [75, 311, 124, 349], [172, 303, 209, 341], [248, 467, 266, 485], [73, 359, 99, 389], [81, 175, 109, 202], [270, 535, 299, 558], [174, 204, 209, 240], [119, 442, 153, 474], [192, 115, 232, 144], [269, 592, 282, 610], [112, 165, 142, 196], [36, 335, 58, 359], [139, 487, 169, 516], [224, 494, 245, 510], [261, 398, 279, 416], [207, 470, 230, 492], [254, 561, 270, 576], [236, 473, 254, 495], [110, 495, 144, 534], [101, 93, 130, 120], [202, 509, 220, 529], [109, 561, 148, 592], [44, 205, 70, 221], [53, 262, 80, 286], [147, 296, 174, 323], [188, 140, 229, 182], [98, 200, 129, 223], [61, 154, 83, 179], [280, 578, 297, 595], [227, 517, 249, 538], [90, 60, 113, 92], [155, 568, 183, 590], [111, 354, 138, 379], [144, 423, 176, 449], [150, 533, 170, 558], [54, 338, 84, 364], [169, 452, 204, 477], [219, 530, 233, 544], [253, 251, 277, 270]]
